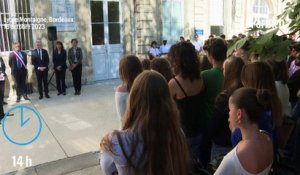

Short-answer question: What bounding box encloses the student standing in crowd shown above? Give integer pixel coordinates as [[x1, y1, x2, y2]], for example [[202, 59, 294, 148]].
[[267, 59, 291, 118], [0, 56, 6, 124], [288, 51, 300, 79], [141, 58, 151, 70], [288, 51, 300, 108], [231, 62, 282, 149], [220, 34, 226, 40], [201, 38, 227, 165], [287, 43, 300, 68], [53, 41, 67, 96], [168, 41, 204, 163], [199, 54, 212, 71], [68, 39, 83, 95], [210, 57, 245, 160], [215, 87, 273, 175], [208, 35, 214, 39], [9, 42, 29, 102], [150, 57, 174, 82], [100, 71, 190, 175], [288, 52, 300, 119], [115, 55, 142, 123], [31, 40, 50, 99], [202, 38, 227, 121]]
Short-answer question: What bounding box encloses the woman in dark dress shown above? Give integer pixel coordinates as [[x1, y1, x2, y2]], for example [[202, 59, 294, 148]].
[[53, 41, 67, 95], [168, 42, 205, 163]]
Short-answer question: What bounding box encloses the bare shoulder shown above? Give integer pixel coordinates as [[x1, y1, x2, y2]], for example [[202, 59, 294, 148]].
[[168, 78, 176, 88], [116, 84, 127, 92], [168, 78, 178, 98], [236, 137, 273, 173]]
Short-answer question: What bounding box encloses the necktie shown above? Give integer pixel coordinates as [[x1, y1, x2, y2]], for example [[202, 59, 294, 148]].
[[39, 49, 42, 60]]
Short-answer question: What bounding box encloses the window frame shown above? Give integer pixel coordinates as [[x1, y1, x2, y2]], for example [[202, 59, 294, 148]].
[[0, 0, 34, 54]]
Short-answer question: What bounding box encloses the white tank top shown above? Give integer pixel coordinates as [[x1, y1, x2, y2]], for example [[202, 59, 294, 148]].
[[214, 146, 272, 175]]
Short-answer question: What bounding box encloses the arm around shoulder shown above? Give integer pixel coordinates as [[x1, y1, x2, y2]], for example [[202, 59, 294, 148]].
[[100, 133, 118, 175], [100, 150, 118, 175]]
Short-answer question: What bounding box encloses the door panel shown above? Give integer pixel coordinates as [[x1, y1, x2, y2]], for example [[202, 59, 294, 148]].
[[91, 0, 123, 81], [108, 52, 122, 78], [92, 45, 108, 80]]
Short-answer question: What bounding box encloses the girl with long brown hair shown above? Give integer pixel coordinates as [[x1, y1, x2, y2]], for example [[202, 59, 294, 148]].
[[210, 57, 245, 160], [241, 61, 283, 128], [115, 55, 142, 123], [231, 61, 282, 150], [101, 71, 190, 175]]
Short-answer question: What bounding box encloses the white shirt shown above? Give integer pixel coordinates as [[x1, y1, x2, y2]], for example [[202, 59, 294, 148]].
[[159, 44, 171, 54], [192, 40, 203, 52], [115, 91, 128, 124], [73, 48, 78, 62], [149, 47, 161, 57], [275, 81, 292, 117], [214, 146, 272, 175]]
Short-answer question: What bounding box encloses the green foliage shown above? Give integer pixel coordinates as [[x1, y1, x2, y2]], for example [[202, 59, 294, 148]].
[[226, 37, 247, 57], [227, 0, 299, 61]]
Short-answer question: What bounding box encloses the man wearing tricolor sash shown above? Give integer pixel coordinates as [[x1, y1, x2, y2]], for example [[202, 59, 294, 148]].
[[8, 42, 29, 102]]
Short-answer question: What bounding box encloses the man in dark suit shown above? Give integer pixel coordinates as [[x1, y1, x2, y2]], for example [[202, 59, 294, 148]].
[[9, 42, 29, 102], [31, 40, 50, 99]]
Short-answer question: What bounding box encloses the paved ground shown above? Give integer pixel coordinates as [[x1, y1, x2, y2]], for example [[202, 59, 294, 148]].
[[0, 80, 120, 175]]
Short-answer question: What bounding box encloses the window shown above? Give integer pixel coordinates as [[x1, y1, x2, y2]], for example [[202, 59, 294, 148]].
[[107, 1, 120, 44], [0, 0, 33, 52], [162, 0, 183, 45], [91, 1, 120, 45], [252, 0, 269, 28], [91, 1, 104, 45]]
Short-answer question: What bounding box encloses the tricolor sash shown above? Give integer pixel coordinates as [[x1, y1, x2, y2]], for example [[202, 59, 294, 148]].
[[13, 51, 27, 69]]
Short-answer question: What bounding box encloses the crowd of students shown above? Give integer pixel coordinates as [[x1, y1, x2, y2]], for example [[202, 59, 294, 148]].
[[99, 35, 300, 175]]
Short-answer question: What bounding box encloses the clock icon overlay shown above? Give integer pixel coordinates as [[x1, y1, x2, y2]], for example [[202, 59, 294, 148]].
[[1, 105, 43, 146]]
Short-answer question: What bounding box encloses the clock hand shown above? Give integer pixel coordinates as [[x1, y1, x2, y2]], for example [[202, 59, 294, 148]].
[[20, 107, 31, 127]]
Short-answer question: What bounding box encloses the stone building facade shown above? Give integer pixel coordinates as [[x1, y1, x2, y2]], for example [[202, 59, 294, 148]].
[[0, 0, 288, 96]]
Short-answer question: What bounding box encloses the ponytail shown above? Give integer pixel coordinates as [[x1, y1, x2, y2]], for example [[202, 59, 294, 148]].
[[231, 87, 272, 124]]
